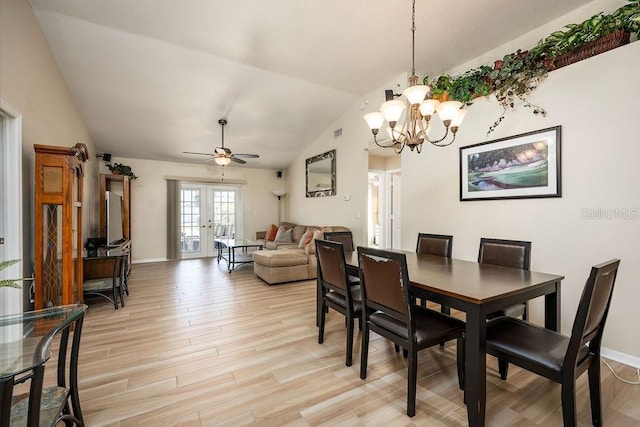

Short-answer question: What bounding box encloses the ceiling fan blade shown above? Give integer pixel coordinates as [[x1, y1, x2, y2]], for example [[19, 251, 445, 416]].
[[215, 147, 231, 155], [231, 157, 246, 164], [233, 153, 259, 159], [183, 151, 214, 156]]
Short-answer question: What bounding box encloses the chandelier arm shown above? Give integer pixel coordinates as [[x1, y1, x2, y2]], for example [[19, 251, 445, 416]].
[[431, 132, 457, 147], [373, 134, 397, 149]]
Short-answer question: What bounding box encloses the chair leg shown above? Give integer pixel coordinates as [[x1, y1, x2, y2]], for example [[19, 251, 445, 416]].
[[588, 359, 603, 426], [456, 336, 465, 391], [498, 358, 509, 380], [360, 323, 370, 379], [522, 301, 529, 321], [407, 348, 417, 417], [560, 380, 577, 427], [394, 344, 400, 353], [440, 305, 451, 315], [318, 299, 326, 344], [346, 315, 354, 367]]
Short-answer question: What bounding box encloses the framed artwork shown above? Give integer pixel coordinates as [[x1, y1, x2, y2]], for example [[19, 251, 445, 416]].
[[460, 126, 561, 201]]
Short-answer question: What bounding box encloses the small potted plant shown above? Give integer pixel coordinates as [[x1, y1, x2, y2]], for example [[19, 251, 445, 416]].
[[106, 162, 138, 180]]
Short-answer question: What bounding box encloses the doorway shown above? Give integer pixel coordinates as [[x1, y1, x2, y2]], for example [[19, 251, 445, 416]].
[[367, 169, 402, 249], [180, 183, 243, 259], [0, 101, 24, 316]]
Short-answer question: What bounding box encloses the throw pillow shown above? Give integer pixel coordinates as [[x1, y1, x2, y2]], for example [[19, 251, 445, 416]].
[[304, 228, 324, 250], [274, 226, 293, 243], [265, 224, 278, 241], [298, 231, 311, 249]]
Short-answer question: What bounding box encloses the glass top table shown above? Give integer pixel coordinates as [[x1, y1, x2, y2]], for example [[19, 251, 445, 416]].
[[214, 238, 264, 272], [1, 304, 88, 427], [1, 304, 87, 379]]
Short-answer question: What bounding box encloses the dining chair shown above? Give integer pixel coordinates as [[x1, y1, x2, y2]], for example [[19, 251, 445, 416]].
[[316, 239, 362, 367], [416, 233, 453, 258], [486, 259, 620, 426], [357, 246, 465, 417], [416, 233, 453, 313], [478, 237, 532, 320], [323, 231, 354, 252]]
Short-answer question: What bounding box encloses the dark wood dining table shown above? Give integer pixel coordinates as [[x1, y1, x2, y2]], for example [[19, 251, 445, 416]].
[[335, 250, 564, 427]]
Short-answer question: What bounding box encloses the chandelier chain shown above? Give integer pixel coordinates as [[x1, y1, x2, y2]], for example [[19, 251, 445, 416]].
[[411, 0, 416, 76]]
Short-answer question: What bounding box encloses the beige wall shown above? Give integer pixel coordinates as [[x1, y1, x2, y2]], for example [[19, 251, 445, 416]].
[[286, 0, 640, 361], [99, 158, 283, 263], [0, 0, 98, 289]]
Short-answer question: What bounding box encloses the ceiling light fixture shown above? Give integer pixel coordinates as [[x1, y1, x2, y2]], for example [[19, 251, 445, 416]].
[[214, 156, 232, 166], [363, 0, 467, 154]]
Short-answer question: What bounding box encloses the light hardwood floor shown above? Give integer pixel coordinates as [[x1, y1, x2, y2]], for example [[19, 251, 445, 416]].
[[55, 259, 640, 425]]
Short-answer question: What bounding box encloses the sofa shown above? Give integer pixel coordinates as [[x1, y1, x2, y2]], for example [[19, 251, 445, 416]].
[[252, 222, 350, 284]]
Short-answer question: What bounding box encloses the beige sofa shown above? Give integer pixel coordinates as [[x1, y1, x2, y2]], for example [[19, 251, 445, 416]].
[[252, 222, 350, 284]]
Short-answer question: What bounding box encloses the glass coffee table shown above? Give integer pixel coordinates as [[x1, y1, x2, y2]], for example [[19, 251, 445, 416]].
[[214, 238, 264, 272]]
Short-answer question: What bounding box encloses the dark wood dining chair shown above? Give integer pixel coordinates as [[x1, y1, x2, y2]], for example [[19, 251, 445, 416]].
[[323, 231, 354, 252], [486, 259, 620, 426], [316, 239, 362, 367], [416, 233, 453, 313], [416, 233, 453, 258], [478, 237, 532, 320], [357, 246, 465, 417]]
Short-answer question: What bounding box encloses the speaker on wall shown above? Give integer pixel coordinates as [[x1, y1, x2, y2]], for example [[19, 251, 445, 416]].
[[103, 153, 112, 162]]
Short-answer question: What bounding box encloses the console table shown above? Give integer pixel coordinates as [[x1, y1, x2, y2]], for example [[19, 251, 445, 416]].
[[0, 304, 87, 427], [83, 240, 131, 308]]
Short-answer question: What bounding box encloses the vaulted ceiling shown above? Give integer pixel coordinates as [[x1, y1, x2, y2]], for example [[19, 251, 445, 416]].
[[30, 0, 591, 169]]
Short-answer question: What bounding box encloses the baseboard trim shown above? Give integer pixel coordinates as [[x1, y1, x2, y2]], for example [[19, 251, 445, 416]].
[[602, 347, 640, 369], [131, 258, 167, 264]]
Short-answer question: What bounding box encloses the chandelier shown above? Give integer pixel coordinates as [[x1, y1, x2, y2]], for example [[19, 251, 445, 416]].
[[363, 0, 467, 154]]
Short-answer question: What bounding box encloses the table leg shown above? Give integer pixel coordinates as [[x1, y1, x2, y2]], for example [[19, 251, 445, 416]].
[[228, 247, 234, 272], [465, 305, 487, 427], [0, 377, 14, 427], [545, 280, 561, 331]]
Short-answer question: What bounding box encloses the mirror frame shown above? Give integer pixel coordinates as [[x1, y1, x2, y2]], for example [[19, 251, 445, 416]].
[[305, 149, 336, 198]]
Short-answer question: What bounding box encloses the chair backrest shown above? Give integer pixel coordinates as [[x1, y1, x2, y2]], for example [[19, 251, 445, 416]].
[[478, 238, 531, 270], [357, 247, 410, 318], [416, 233, 453, 258], [324, 231, 354, 252], [315, 239, 349, 291], [565, 259, 620, 367]]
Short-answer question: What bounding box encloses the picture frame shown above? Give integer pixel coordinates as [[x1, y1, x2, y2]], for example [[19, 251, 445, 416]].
[[460, 126, 561, 201]]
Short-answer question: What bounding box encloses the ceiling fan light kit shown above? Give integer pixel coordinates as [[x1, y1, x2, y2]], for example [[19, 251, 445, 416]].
[[183, 118, 259, 166], [363, 0, 467, 154]]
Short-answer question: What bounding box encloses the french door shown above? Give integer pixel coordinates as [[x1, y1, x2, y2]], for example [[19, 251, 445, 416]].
[[180, 183, 243, 259]]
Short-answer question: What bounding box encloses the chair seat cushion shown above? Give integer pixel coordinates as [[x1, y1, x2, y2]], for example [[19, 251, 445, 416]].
[[370, 306, 464, 345], [326, 287, 362, 311], [486, 317, 590, 376]]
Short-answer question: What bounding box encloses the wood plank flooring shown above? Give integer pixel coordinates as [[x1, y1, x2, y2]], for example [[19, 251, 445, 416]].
[[51, 259, 640, 425]]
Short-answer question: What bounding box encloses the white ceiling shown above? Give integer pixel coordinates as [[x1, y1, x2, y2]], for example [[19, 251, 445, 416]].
[[30, 0, 591, 170]]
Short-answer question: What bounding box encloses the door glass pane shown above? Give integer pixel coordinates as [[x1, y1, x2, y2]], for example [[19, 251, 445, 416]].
[[212, 190, 235, 238], [42, 204, 63, 307], [180, 188, 201, 252]]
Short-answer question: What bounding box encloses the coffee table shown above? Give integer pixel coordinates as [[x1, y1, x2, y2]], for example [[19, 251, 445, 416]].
[[214, 238, 263, 272]]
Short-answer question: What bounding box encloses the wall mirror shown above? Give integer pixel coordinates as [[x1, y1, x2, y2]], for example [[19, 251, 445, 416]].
[[305, 149, 336, 197]]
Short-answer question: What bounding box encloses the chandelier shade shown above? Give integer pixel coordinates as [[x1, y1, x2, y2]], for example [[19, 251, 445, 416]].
[[363, 0, 467, 153]]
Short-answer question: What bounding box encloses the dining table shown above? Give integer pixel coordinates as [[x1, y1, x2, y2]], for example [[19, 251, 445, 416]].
[[336, 249, 564, 427]]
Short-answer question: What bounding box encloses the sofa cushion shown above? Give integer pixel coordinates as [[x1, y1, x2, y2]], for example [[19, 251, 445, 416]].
[[291, 225, 307, 242], [253, 249, 308, 267], [265, 224, 278, 241]]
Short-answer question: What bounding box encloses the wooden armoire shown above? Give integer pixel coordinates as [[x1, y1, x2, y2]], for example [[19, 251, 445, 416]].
[[33, 143, 89, 309]]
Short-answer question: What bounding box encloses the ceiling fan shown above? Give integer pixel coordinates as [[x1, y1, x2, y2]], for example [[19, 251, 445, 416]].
[[183, 118, 259, 165]]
